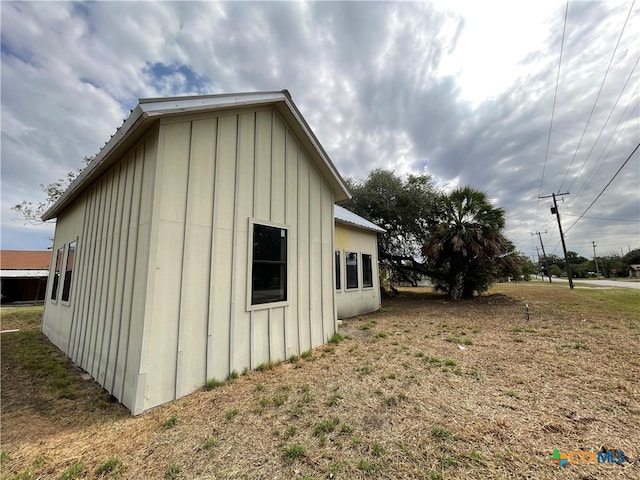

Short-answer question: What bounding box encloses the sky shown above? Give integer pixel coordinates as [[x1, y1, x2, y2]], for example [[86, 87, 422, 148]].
[[1, 0, 639, 261]]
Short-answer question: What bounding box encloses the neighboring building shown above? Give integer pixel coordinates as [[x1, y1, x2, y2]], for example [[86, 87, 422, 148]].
[[1, 250, 51, 304], [334, 205, 385, 319], [41, 91, 350, 414], [629, 265, 640, 278]]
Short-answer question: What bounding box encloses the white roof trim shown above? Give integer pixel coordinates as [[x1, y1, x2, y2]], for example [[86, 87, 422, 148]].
[[1, 270, 49, 278], [334, 205, 385, 233]]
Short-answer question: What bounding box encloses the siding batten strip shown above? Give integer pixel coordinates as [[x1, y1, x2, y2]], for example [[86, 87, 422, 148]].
[[249, 310, 254, 369], [206, 119, 220, 382], [307, 161, 312, 350], [320, 184, 326, 344], [296, 143, 302, 354], [92, 173, 115, 378], [71, 189, 94, 361], [84, 179, 106, 370], [267, 308, 272, 362], [229, 114, 240, 374], [98, 168, 120, 384], [111, 156, 135, 393], [282, 130, 288, 358], [175, 122, 193, 399], [67, 193, 89, 354], [120, 145, 145, 401]]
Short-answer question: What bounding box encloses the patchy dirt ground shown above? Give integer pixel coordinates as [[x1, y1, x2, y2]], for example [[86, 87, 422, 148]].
[[2, 283, 639, 479]]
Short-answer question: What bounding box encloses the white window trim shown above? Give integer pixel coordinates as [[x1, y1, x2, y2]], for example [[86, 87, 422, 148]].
[[61, 237, 78, 306], [335, 249, 342, 292], [361, 252, 374, 290], [246, 218, 291, 311], [50, 244, 65, 304], [345, 250, 359, 290]]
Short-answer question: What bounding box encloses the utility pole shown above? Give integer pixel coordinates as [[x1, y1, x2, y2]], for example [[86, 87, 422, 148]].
[[540, 192, 573, 289], [531, 231, 552, 283], [592, 241, 600, 277]]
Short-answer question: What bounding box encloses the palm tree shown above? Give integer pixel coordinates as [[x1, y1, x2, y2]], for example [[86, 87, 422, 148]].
[[423, 186, 517, 299]]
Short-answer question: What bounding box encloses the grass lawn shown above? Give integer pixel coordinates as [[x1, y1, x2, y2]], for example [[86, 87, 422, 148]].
[[1, 283, 639, 479]]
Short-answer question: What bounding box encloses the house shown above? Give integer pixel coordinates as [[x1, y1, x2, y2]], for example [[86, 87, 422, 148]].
[[1, 250, 51, 304], [41, 91, 351, 414], [334, 206, 385, 318], [629, 265, 640, 278]]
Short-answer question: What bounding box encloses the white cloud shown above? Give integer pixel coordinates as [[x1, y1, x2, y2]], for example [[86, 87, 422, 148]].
[[1, 0, 638, 258]]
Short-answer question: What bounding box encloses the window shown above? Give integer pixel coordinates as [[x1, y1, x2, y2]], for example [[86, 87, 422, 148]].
[[335, 250, 341, 290], [251, 223, 287, 305], [61, 240, 77, 302], [346, 252, 358, 289], [51, 246, 64, 301], [362, 254, 373, 288]]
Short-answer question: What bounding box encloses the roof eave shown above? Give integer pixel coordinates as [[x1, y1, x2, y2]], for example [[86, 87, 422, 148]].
[[335, 218, 386, 234], [42, 104, 149, 221], [42, 90, 351, 219]]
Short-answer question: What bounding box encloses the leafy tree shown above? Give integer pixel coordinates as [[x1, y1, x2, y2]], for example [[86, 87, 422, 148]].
[[599, 253, 627, 278], [422, 186, 518, 299], [549, 264, 563, 277], [622, 248, 640, 266], [12, 156, 93, 223], [517, 255, 539, 281], [340, 169, 440, 286]]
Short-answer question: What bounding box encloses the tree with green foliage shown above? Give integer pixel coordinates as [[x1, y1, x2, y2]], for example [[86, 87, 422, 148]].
[[422, 186, 519, 299], [11, 157, 93, 224], [623, 248, 640, 266], [340, 169, 440, 286]]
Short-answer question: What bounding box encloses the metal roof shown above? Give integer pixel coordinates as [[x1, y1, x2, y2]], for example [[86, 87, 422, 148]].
[[334, 205, 385, 233], [1, 270, 49, 278], [1, 250, 51, 270], [43, 90, 351, 220]]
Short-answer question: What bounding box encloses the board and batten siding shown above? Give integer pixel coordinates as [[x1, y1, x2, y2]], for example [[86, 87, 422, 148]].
[[141, 107, 337, 412], [42, 131, 158, 411], [334, 222, 382, 319]]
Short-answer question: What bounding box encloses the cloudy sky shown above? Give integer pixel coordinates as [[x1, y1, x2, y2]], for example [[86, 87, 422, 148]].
[[2, 0, 638, 260]]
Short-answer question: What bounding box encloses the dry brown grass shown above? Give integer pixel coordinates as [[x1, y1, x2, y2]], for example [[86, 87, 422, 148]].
[[2, 283, 639, 479]]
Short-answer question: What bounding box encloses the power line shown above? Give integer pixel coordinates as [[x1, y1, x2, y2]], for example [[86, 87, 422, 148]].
[[565, 142, 640, 234], [562, 213, 639, 222], [566, 55, 639, 195], [536, 0, 569, 227], [571, 86, 639, 201], [558, 0, 636, 192]]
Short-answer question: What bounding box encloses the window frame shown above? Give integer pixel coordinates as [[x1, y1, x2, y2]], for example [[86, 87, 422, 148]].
[[50, 245, 65, 302], [362, 253, 374, 289], [247, 218, 290, 311], [335, 250, 342, 291], [61, 238, 77, 304], [345, 251, 359, 290]]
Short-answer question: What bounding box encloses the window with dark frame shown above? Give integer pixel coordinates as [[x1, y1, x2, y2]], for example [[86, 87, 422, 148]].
[[61, 240, 76, 302], [362, 254, 373, 288], [51, 246, 64, 301], [346, 251, 358, 289], [335, 250, 341, 290], [251, 223, 287, 305]]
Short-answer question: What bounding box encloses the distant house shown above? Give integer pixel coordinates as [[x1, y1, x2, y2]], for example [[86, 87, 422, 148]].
[[334, 205, 385, 319], [41, 91, 352, 414], [629, 265, 640, 278], [1, 250, 51, 303]]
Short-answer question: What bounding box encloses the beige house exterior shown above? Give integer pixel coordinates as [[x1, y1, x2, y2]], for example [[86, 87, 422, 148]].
[[42, 91, 350, 414], [334, 205, 385, 319]]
